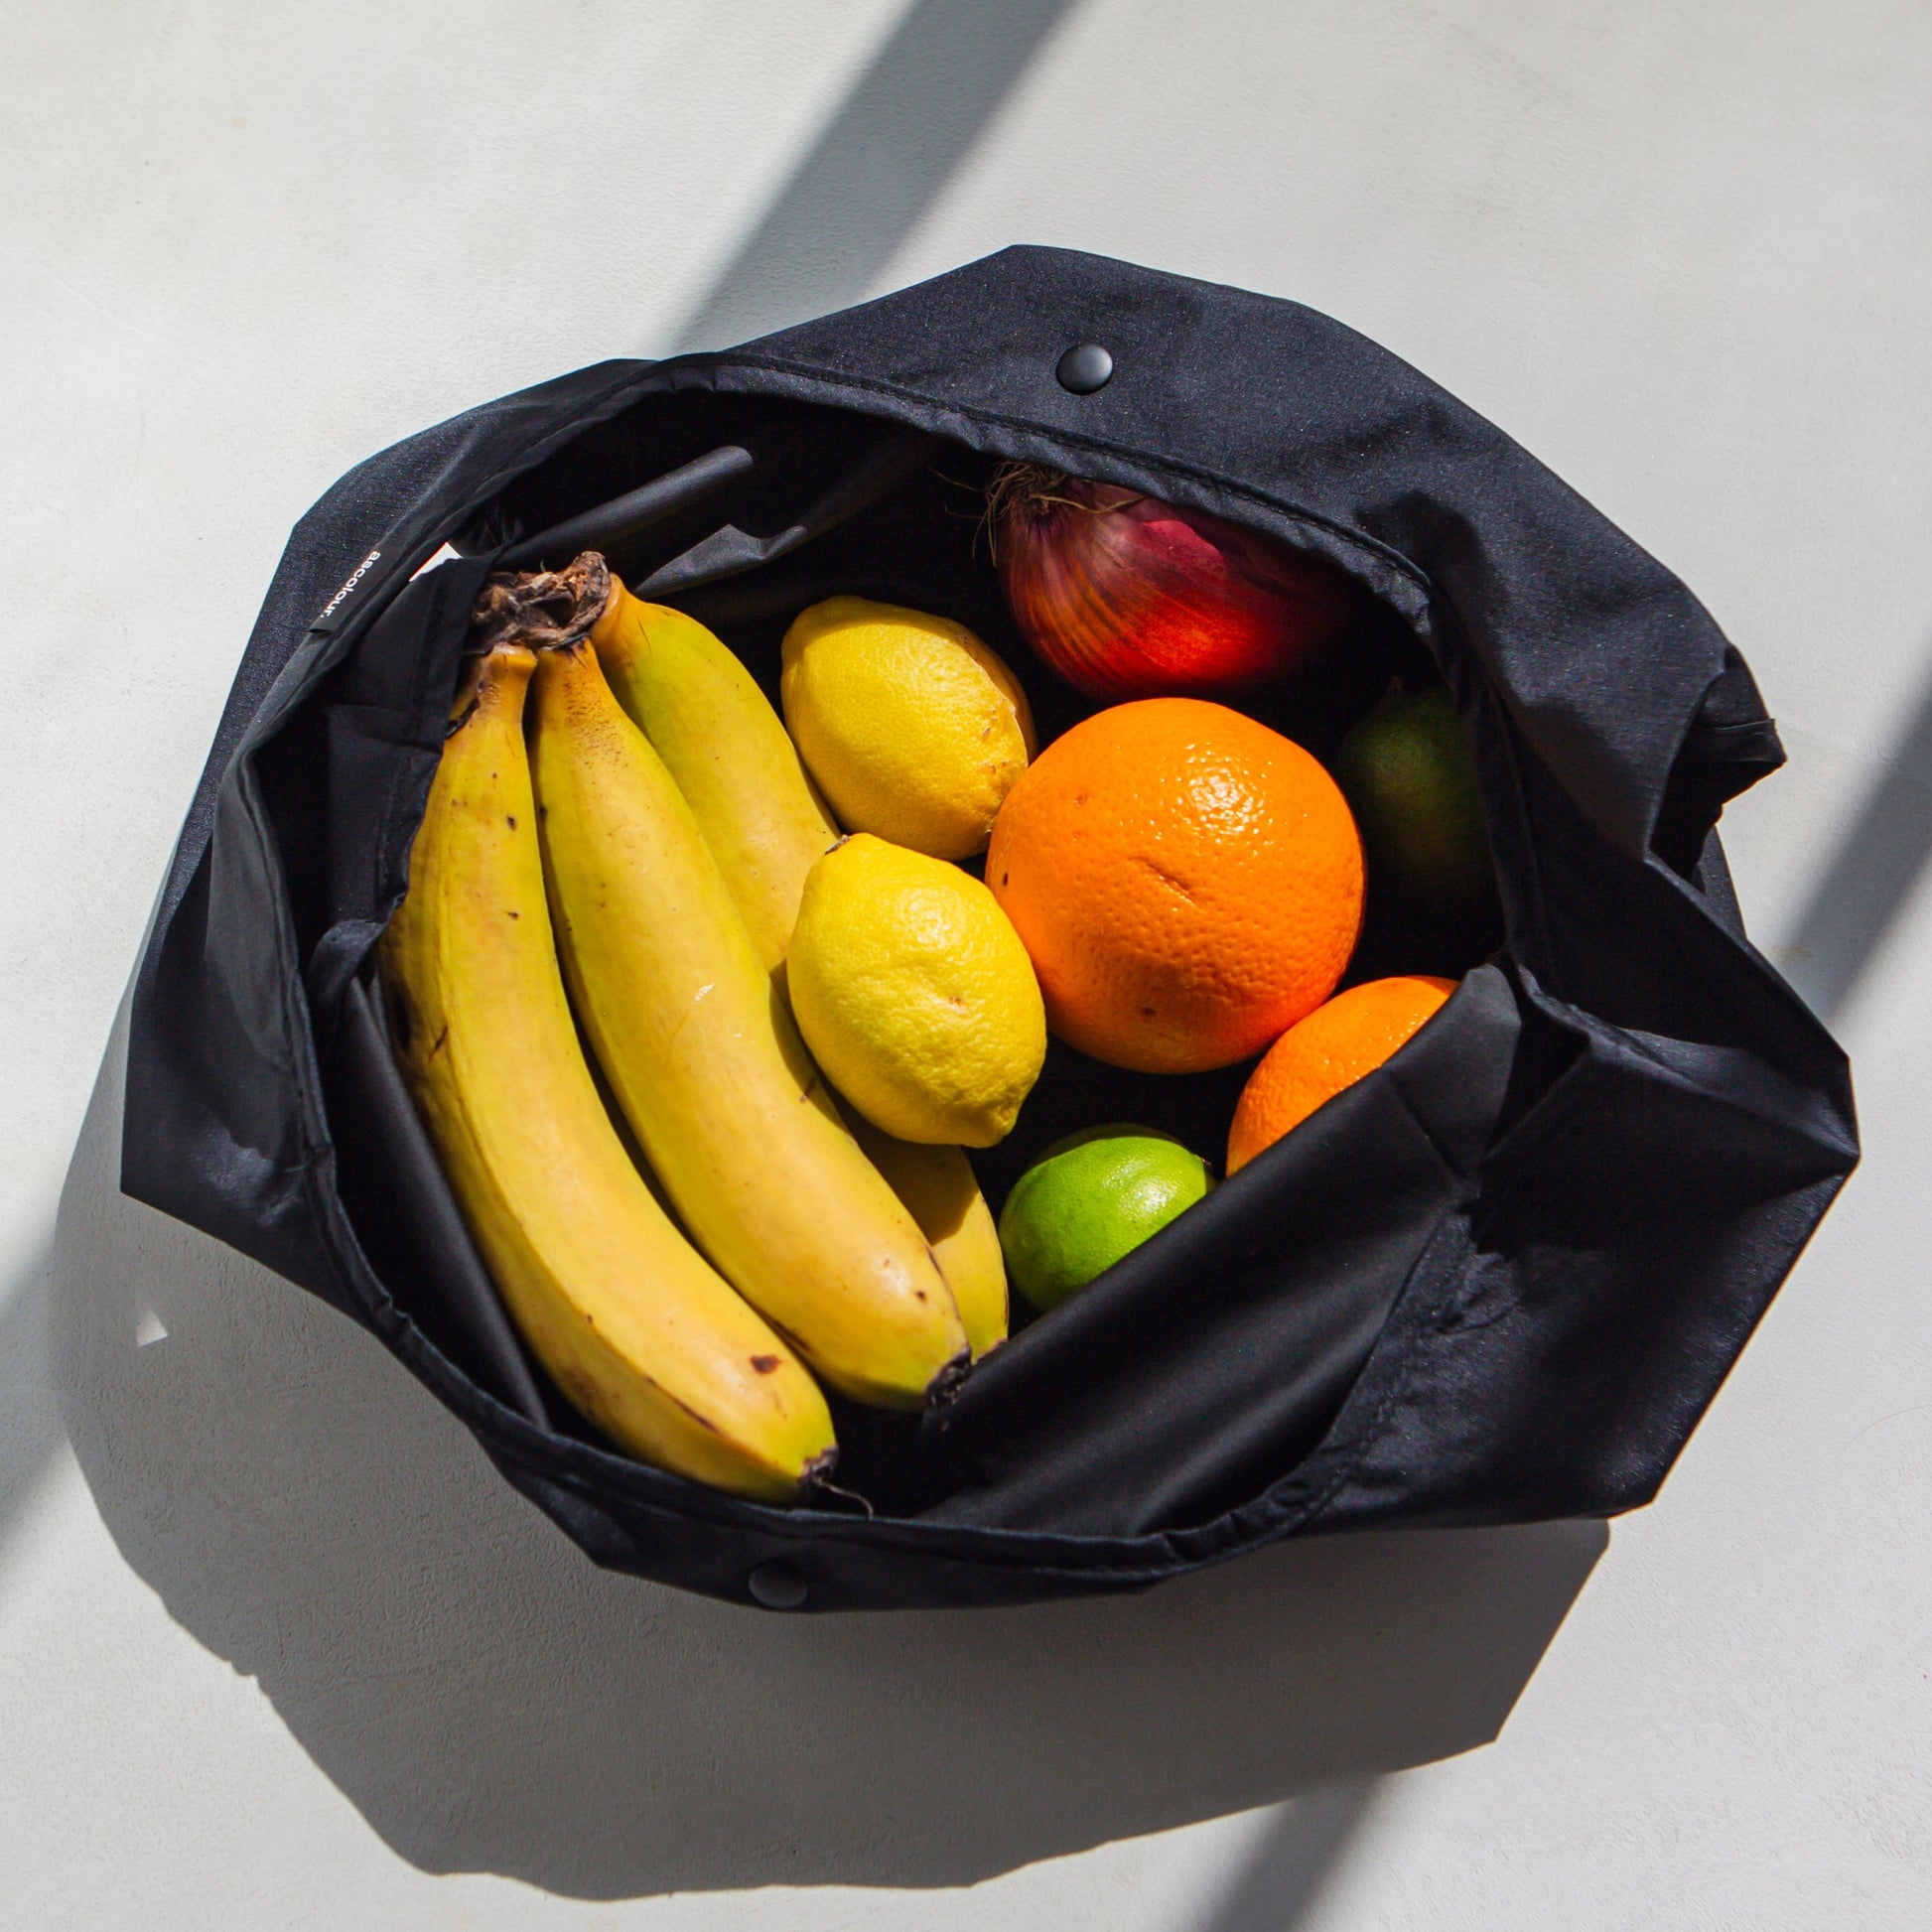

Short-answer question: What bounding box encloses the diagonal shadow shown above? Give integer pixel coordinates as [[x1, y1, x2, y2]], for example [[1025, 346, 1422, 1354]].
[[671, 0, 1077, 352], [1779, 641, 1932, 1024], [48, 1001, 1603, 1897], [1194, 1785, 1378, 1932], [0, 1252, 64, 1551]]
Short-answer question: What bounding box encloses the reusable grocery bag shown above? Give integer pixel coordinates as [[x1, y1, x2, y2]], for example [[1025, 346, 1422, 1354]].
[[122, 246, 1858, 1610]]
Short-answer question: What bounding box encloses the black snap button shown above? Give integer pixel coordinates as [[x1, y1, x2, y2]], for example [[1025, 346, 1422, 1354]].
[[1055, 343, 1114, 394], [748, 1561, 808, 1609]]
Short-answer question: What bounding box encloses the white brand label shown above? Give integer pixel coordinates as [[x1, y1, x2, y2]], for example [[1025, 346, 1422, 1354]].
[[317, 547, 383, 624]]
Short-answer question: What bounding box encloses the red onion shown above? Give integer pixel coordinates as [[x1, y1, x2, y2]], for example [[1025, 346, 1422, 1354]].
[[988, 463, 1355, 701]]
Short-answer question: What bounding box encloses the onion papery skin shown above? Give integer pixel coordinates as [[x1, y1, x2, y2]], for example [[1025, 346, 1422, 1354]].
[[995, 476, 1355, 701]]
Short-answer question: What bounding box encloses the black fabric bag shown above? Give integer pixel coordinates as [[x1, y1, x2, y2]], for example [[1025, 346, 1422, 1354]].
[[122, 245, 1858, 1611]]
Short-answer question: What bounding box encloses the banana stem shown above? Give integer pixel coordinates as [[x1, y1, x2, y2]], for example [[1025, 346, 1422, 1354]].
[[471, 552, 615, 654]]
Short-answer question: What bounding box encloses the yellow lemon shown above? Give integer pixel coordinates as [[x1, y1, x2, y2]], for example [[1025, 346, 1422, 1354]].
[[787, 835, 1046, 1148], [779, 596, 1035, 859]]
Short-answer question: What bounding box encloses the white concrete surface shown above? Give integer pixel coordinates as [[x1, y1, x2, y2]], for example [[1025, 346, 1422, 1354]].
[[4, 2, 1928, 1924]]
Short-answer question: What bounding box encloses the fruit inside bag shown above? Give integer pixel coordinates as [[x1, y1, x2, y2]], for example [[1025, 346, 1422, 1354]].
[[308, 393, 1539, 1532]]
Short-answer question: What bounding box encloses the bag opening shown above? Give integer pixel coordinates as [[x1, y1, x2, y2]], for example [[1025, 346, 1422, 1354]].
[[292, 385, 1525, 1538]]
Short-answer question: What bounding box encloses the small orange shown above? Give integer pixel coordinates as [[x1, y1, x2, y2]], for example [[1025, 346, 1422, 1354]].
[[986, 698, 1364, 1073], [1226, 975, 1456, 1173]]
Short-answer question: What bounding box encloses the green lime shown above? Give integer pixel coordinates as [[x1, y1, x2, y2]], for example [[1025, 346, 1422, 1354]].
[[997, 1125, 1213, 1314], [1330, 686, 1498, 927]]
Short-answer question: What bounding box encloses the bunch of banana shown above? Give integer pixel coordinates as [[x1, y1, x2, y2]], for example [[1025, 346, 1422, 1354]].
[[591, 578, 1008, 1357], [376, 620, 835, 1503], [381, 552, 1013, 1503]]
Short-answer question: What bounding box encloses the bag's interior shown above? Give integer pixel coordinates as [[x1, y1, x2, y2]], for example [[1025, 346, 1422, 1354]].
[[317, 386, 1517, 1538]]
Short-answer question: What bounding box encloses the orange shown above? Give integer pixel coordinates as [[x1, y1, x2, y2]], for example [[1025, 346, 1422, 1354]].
[[1226, 975, 1456, 1173], [986, 698, 1364, 1073]]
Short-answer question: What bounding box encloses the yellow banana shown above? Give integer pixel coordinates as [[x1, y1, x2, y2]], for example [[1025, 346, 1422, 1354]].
[[590, 576, 1008, 1350], [527, 586, 969, 1409], [378, 631, 836, 1502], [841, 1112, 1008, 1358], [590, 582, 839, 973]]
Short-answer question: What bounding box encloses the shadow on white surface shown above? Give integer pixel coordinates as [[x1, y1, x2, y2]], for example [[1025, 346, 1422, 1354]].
[[1194, 1785, 1378, 1932], [0, 1259, 62, 1541], [44, 1009, 1602, 1897], [1778, 643, 1932, 1024], [669, 0, 1078, 352]]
